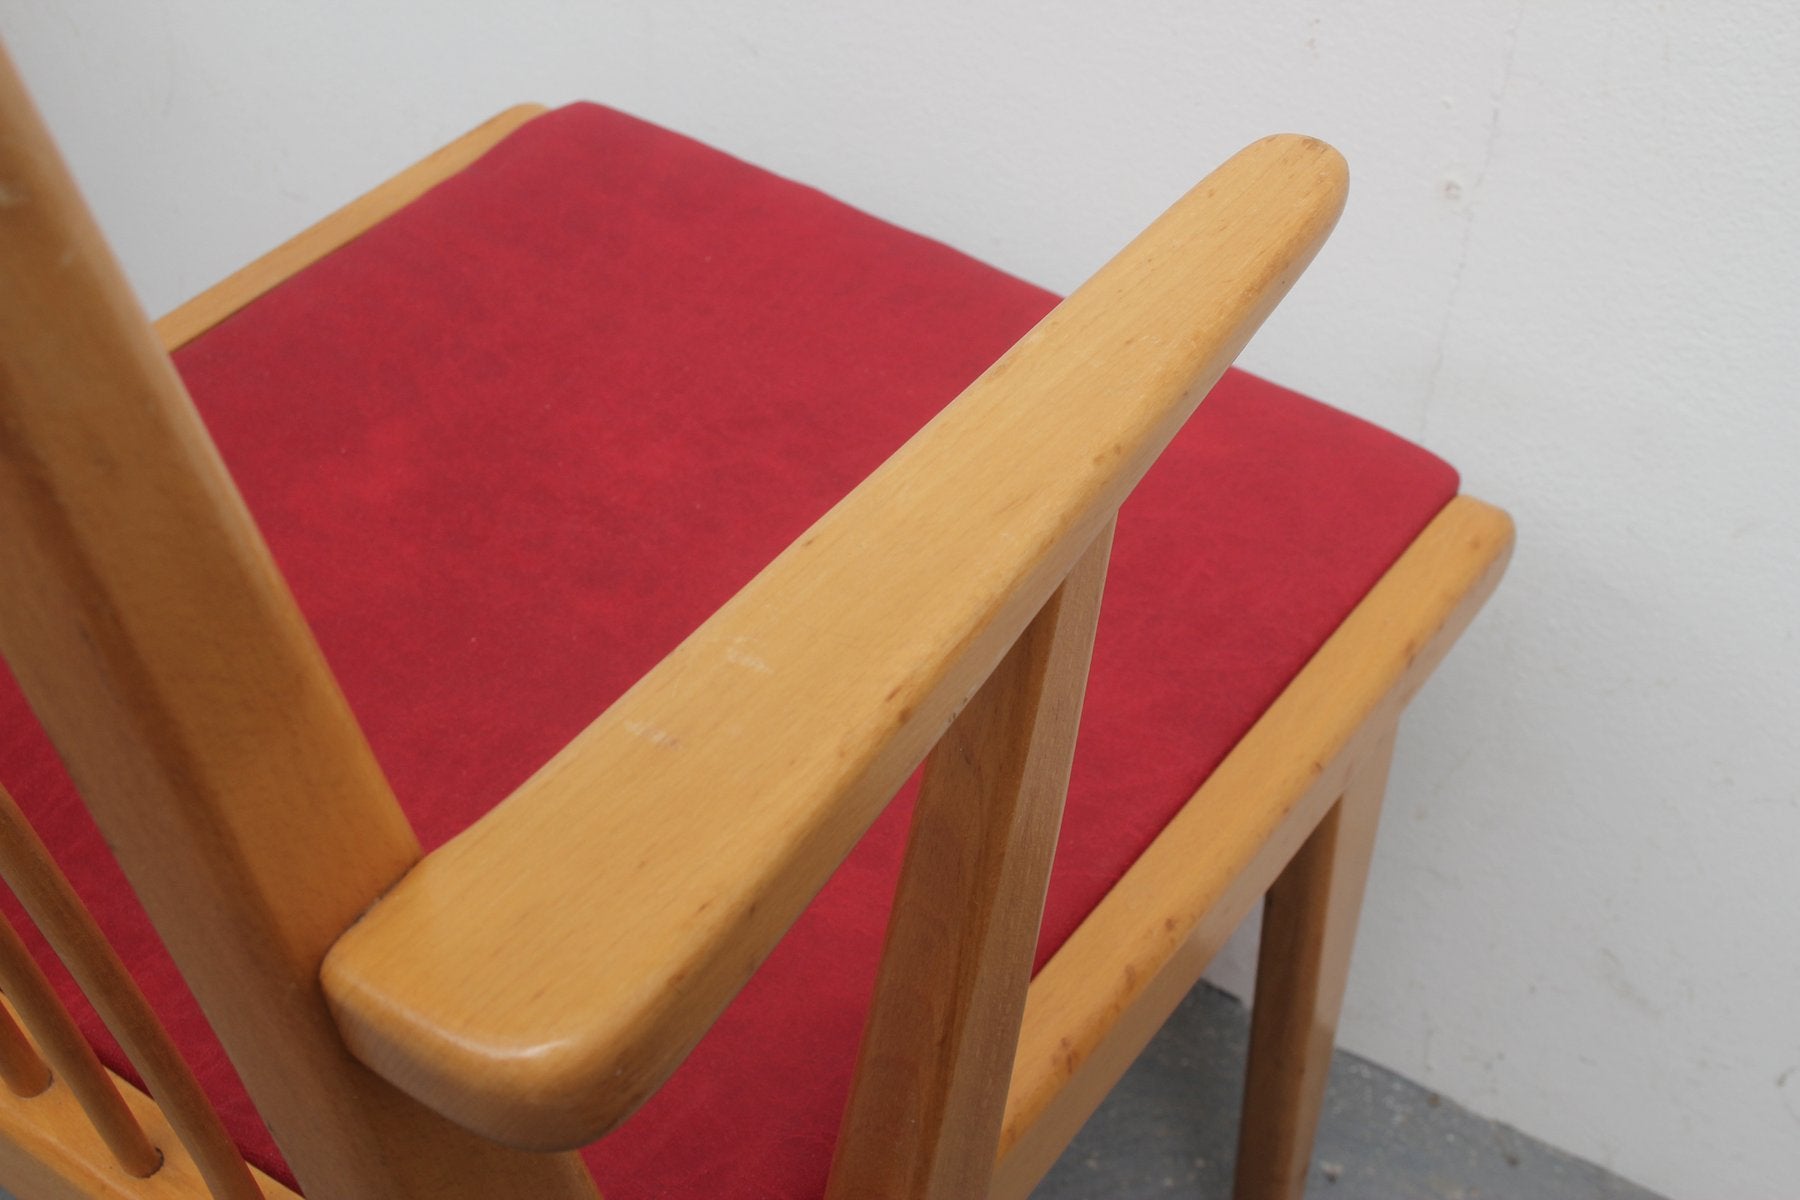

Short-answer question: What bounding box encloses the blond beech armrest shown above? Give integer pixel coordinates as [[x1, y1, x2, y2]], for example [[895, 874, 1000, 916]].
[[320, 134, 1349, 1151]]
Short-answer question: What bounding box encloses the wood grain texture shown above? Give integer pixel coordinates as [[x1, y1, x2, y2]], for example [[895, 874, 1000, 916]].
[[1233, 725, 1395, 1200], [0, 996, 300, 1200], [153, 104, 547, 351], [0, 48, 593, 1200], [0, 782, 261, 1200], [0, 997, 49, 1099], [0, 915, 159, 1177], [324, 131, 1350, 1151], [989, 495, 1514, 1198], [827, 520, 1113, 1199]]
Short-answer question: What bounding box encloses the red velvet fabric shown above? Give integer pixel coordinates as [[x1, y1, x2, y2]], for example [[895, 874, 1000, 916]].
[[0, 104, 1456, 1196]]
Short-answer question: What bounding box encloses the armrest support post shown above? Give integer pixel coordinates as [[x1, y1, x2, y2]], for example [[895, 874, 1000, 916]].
[[827, 518, 1114, 1199]]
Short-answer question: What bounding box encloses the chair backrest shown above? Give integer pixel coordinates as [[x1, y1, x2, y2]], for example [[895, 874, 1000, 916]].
[[0, 40, 1347, 1199], [0, 44, 597, 1200]]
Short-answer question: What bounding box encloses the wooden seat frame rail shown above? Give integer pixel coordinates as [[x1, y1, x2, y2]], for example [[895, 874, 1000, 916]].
[[0, 47, 1511, 1200]]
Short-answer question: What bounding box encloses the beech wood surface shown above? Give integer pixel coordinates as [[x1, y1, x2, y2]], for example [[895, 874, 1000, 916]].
[[324, 130, 1351, 1151], [0, 914, 159, 1176], [988, 495, 1513, 1197], [1233, 726, 1396, 1200], [0, 998, 301, 1200], [0, 42, 1514, 1197], [0, 996, 48, 1099], [0, 782, 262, 1200], [0, 47, 594, 1200], [827, 520, 1114, 1199]]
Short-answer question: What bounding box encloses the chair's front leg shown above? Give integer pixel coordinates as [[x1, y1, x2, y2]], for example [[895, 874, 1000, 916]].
[[1234, 724, 1397, 1200]]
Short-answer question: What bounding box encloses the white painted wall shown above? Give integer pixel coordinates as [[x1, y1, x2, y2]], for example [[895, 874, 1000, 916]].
[[6, 3, 1797, 1196]]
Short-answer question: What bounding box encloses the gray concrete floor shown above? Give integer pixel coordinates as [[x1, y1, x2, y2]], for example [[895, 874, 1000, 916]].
[[1034, 982, 1666, 1200]]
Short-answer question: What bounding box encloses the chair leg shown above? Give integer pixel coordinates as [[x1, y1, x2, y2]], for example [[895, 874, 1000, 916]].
[[1233, 725, 1396, 1200]]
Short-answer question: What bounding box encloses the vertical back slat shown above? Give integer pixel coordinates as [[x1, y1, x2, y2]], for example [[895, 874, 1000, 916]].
[[0, 45, 594, 1200], [0, 781, 261, 1199], [0, 993, 47, 1099], [0, 916, 159, 1176], [827, 518, 1115, 1198]]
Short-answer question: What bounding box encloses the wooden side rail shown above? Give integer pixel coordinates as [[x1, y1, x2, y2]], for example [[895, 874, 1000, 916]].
[[991, 495, 1513, 1196], [322, 133, 1350, 1149], [153, 104, 547, 350]]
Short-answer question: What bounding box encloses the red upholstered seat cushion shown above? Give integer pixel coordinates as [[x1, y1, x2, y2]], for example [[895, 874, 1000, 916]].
[[0, 105, 1456, 1195]]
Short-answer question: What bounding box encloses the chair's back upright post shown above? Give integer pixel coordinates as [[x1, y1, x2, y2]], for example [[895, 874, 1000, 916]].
[[0, 48, 595, 1200]]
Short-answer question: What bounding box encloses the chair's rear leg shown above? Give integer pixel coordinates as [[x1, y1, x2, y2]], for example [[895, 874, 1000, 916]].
[[1233, 724, 1396, 1200]]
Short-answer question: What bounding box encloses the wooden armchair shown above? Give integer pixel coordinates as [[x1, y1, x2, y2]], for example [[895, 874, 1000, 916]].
[[0, 43, 1510, 1200]]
